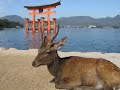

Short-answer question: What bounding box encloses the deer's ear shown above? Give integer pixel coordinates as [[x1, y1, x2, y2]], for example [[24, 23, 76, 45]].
[[52, 37, 67, 50]]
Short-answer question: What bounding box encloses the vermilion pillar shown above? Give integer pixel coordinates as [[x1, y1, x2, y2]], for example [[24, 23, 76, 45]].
[[32, 9, 36, 31], [41, 17, 45, 32], [32, 31, 36, 48], [38, 19, 41, 31], [41, 17, 45, 39], [53, 18, 57, 35], [25, 18, 29, 31], [47, 8, 51, 41]]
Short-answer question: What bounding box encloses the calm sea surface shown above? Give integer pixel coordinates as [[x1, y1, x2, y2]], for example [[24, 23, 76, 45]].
[[0, 28, 120, 53]]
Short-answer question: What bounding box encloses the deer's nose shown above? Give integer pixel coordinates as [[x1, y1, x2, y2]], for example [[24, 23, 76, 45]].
[[32, 62, 36, 67]]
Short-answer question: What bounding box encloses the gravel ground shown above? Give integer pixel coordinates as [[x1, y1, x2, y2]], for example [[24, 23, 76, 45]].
[[0, 48, 120, 90]]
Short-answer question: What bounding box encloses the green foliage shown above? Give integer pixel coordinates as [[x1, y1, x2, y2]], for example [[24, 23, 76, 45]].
[[57, 15, 120, 28], [0, 19, 24, 28]]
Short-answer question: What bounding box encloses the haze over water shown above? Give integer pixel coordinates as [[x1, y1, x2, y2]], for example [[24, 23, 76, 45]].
[[0, 28, 120, 53]]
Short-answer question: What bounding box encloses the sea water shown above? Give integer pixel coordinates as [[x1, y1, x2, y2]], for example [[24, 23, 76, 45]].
[[0, 28, 120, 53]]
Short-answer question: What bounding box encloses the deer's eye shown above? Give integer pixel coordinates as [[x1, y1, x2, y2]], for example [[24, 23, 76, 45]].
[[63, 78, 69, 83]]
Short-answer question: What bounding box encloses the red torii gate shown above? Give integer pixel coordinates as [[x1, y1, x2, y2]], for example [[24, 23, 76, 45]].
[[24, 0, 61, 40]]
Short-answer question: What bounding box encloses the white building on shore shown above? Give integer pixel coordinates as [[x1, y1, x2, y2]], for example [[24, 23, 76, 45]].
[[88, 25, 97, 28]]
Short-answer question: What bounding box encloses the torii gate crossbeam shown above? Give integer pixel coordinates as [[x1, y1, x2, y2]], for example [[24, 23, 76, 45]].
[[24, 0, 61, 40]]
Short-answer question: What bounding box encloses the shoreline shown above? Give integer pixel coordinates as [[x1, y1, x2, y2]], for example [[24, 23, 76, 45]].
[[1, 47, 120, 65], [0, 48, 120, 65]]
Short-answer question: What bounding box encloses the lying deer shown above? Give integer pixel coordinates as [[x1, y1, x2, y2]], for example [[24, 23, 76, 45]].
[[32, 29, 120, 90]]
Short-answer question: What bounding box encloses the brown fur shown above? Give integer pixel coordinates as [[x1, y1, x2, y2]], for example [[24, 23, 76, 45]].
[[55, 57, 120, 90], [32, 34, 120, 90]]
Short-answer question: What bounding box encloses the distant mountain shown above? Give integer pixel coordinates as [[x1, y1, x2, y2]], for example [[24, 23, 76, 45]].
[[57, 15, 120, 28], [0, 15, 25, 25], [1, 15, 120, 28]]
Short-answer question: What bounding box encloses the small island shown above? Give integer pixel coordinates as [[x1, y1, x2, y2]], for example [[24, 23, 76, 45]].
[[0, 19, 24, 30]]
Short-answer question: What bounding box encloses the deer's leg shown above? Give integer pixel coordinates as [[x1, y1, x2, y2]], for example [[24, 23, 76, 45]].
[[103, 85, 113, 90], [114, 88, 120, 90], [67, 88, 83, 90], [69, 86, 103, 90], [49, 78, 55, 83], [66, 88, 74, 90], [98, 88, 104, 90]]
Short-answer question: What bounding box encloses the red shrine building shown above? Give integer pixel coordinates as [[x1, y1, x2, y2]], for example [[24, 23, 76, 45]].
[[24, 0, 61, 40]]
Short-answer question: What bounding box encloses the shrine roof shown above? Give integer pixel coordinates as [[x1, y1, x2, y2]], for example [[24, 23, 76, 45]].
[[24, 0, 61, 10]]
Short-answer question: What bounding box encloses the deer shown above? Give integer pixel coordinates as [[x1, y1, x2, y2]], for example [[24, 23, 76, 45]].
[[32, 27, 120, 90]]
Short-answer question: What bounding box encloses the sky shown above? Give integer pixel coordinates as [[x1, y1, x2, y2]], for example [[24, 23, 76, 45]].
[[0, 0, 120, 19]]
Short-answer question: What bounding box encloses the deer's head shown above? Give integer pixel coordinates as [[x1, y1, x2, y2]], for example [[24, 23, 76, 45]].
[[32, 28, 67, 67]]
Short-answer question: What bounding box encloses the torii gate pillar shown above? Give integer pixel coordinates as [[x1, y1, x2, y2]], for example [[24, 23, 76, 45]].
[[24, 0, 61, 41]]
